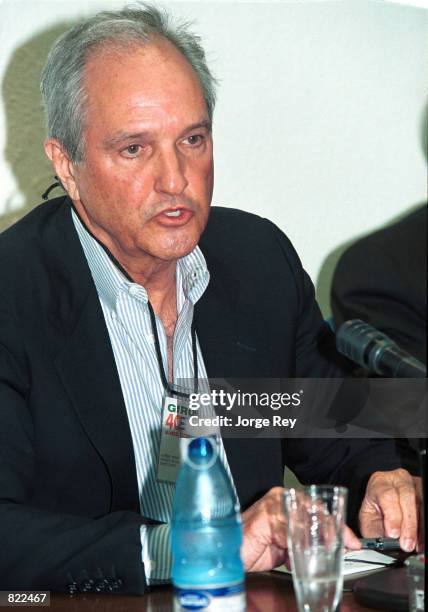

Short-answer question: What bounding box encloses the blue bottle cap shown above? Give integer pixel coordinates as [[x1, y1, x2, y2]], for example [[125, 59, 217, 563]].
[[187, 437, 217, 468]]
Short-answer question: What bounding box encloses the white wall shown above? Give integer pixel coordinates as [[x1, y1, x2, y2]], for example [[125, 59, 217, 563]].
[[0, 0, 426, 314]]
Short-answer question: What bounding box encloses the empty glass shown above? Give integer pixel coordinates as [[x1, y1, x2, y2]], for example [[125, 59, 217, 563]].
[[283, 486, 347, 612]]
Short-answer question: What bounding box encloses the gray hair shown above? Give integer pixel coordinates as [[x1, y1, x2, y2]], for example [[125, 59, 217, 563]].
[[40, 3, 217, 163]]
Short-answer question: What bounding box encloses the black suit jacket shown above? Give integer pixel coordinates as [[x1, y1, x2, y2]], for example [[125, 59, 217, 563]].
[[0, 197, 403, 592], [331, 205, 427, 364]]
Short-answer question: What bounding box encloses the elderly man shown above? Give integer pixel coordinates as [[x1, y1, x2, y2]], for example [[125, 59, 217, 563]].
[[0, 3, 421, 594]]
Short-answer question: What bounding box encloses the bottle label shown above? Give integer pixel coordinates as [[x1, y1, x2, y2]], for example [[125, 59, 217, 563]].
[[173, 583, 245, 611]]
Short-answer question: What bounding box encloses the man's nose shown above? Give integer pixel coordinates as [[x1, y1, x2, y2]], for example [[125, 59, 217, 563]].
[[153, 147, 188, 196]]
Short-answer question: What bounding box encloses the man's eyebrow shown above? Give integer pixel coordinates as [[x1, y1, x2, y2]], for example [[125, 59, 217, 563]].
[[103, 120, 212, 149], [103, 131, 150, 149], [181, 120, 212, 135]]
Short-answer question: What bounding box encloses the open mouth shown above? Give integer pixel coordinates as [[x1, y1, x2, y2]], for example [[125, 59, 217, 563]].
[[154, 207, 194, 226]]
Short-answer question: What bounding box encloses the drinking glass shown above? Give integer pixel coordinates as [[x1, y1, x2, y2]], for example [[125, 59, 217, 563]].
[[283, 485, 347, 612]]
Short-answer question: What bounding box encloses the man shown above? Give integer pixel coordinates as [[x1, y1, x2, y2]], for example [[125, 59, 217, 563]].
[[0, 3, 421, 593], [332, 205, 427, 365]]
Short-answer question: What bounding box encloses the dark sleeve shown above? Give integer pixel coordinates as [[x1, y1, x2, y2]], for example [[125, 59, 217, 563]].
[[0, 299, 146, 593], [331, 241, 426, 364], [268, 225, 411, 531], [331, 239, 424, 478]]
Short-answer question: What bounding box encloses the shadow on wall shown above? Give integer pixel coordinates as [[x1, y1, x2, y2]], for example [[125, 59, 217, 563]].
[[316, 98, 428, 318], [0, 21, 73, 232]]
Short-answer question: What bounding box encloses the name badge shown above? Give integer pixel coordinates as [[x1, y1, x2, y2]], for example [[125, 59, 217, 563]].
[[157, 391, 196, 484], [157, 383, 221, 484]]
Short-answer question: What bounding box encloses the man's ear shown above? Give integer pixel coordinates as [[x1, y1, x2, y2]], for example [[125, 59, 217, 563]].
[[44, 139, 80, 201]]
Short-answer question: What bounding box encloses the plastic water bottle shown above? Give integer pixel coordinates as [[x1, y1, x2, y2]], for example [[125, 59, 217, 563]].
[[172, 437, 245, 611]]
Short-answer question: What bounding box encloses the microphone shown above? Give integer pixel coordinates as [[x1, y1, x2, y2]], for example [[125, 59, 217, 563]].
[[336, 319, 426, 378]]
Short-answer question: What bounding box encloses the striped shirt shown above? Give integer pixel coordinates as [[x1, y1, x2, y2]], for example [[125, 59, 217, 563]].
[[72, 209, 234, 583]]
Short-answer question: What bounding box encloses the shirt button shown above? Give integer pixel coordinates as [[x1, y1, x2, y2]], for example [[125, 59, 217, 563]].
[[128, 285, 140, 297], [111, 311, 117, 320]]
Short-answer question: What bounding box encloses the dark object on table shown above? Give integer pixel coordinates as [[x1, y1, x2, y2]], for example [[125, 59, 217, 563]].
[[353, 566, 408, 611], [360, 537, 401, 552]]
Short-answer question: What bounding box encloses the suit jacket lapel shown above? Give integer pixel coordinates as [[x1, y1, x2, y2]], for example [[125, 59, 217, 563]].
[[49, 199, 140, 513], [194, 269, 263, 379], [194, 263, 283, 509]]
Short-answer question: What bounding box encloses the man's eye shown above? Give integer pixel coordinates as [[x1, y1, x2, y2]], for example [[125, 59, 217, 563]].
[[122, 144, 141, 157], [185, 134, 204, 146]]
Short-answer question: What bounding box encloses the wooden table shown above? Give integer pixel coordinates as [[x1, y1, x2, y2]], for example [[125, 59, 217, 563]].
[[17, 573, 377, 611]]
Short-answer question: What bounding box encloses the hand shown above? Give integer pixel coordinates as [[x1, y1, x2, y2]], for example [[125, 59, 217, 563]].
[[241, 486, 361, 572], [359, 469, 422, 552]]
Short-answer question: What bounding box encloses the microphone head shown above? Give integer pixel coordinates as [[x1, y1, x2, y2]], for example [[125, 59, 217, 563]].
[[336, 319, 396, 370]]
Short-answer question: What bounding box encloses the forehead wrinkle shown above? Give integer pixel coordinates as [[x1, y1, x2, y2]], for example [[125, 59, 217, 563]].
[[82, 41, 210, 152], [85, 38, 205, 98]]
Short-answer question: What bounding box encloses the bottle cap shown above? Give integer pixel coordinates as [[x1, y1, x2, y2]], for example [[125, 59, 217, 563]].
[[186, 437, 218, 470]]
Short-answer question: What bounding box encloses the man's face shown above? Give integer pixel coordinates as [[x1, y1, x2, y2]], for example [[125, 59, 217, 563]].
[[70, 40, 214, 271]]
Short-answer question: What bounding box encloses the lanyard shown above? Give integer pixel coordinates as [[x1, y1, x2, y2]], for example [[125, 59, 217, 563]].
[[70, 202, 199, 399], [147, 301, 199, 398]]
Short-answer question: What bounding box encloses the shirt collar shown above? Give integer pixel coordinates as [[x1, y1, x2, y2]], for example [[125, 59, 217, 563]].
[[71, 208, 210, 312]]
